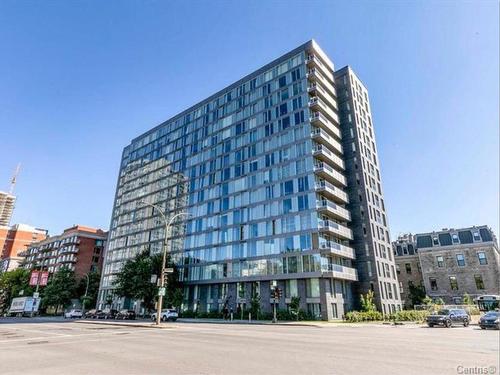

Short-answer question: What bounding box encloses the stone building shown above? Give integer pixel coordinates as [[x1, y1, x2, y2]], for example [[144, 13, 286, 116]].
[[393, 226, 499, 306]]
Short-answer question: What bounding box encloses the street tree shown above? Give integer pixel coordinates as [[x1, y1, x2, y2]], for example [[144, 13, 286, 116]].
[[43, 267, 77, 314], [77, 271, 101, 310], [289, 296, 301, 321], [407, 282, 426, 307], [0, 268, 34, 313], [360, 290, 377, 312], [113, 251, 183, 312]]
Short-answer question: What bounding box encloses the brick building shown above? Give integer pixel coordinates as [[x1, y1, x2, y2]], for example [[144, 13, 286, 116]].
[[0, 224, 48, 272], [393, 226, 500, 306], [21, 225, 107, 279]]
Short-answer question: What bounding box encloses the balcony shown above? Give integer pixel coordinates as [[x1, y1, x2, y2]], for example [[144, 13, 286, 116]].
[[313, 161, 347, 187], [308, 97, 339, 125], [59, 257, 77, 263], [306, 68, 336, 98], [310, 111, 341, 140], [315, 179, 348, 204], [321, 263, 358, 281], [313, 144, 344, 172], [319, 219, 353, 241], [316, 199, 351, 222], [311, 126, 343, 154], [319, 241, 356, 260], [306, 54, 334, 84], [59, 246, 78, 255], [308, 82, 337, 110]]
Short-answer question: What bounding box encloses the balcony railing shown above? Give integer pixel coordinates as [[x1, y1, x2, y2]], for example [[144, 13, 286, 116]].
[[316, 199, 351, 222], [311, 126, 343, 153], [306, 68, 336, 97], [312, 143, 344, 171], [308, 97, 339, 125], [315, 179, 349, 204], [319, 241, 356, 260], [321, 263, 358, 281], [313, 161, 347, 187], [310, 111, 341, 140], [308, 82, 338, 110], [306, 54, 334, 84], [318, 219, 353, 240]]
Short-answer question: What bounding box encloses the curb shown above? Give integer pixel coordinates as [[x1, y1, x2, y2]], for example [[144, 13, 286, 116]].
[[177, 319, 323, 328], [75, 320, 172, 329]]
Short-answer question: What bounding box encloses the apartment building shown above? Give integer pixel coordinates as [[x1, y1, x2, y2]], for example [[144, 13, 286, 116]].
[[394, 226, 500, 306], [98, 40, 401, 319], [21, 225, 107, 279], [0, 224, 47, 273], [0, 191, 16, 227]]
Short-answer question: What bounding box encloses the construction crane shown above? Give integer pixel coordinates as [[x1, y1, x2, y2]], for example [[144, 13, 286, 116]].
[[9, 163, 21, 194]]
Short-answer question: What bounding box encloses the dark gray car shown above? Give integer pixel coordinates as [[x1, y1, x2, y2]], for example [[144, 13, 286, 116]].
[[427, 308, 470, 328], [479, 311, 500, 330]]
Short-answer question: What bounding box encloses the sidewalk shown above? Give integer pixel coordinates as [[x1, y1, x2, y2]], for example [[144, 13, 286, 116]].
[[75, 317, 328, 328], [74, 317, 427, 329]]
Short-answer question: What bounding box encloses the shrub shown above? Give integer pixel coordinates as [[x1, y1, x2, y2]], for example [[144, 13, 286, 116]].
[[179, 310, 196, 318], [345, 310, 383, 322], [387, 310, 429, 322]]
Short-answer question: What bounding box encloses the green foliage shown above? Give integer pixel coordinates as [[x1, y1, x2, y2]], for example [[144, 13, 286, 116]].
[[0, 268, 33, 314], [407, 282, 426, 307], [77, 272, 101, 310], [289, 296, 301, 320], [42, 267, 77, 314], [435, 298, 445, 305], [387, 310, 429, 322], [462, 293, 474, 306], [345, 310, 383, 322], [113, 251, 160, 312], [360, 290, 377, 312], [113, 251, 183, 312], [422, 295, 433, 306], [249, 294, 261, 319]]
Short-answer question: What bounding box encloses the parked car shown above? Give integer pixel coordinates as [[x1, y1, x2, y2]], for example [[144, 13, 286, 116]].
[[479, 311, 500, 330], [97, 309, 118, 319], [64, 309, 83, 319], [84, 309, 100, 319], [115, 310, 136, 320], [427, 308, 470, 328], [151, 309, 178, 322]]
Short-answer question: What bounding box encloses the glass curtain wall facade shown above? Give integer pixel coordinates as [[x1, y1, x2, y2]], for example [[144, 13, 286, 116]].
[[98, 40, 400, 319]]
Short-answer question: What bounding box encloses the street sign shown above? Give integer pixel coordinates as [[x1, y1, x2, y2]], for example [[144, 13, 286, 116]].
[[150, 274, 158, 284], [164, 268, 174, 274], [158, 287, 166, 296], [33, 292, 39, 299]]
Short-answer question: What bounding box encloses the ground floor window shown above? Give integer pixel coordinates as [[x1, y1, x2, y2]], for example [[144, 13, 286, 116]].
[[331, 303, 338, 319], [307, 303, 321, 319], [474, 275, 485, 290]]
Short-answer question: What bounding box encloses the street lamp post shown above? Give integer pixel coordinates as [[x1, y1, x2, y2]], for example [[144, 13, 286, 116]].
[[140, 200, 189, 325], [82, 273, 90, 317], [30, 250, 49, 318]]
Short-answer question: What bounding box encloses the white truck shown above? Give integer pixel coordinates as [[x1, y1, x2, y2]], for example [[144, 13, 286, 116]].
[[9, 297, 40, 316]]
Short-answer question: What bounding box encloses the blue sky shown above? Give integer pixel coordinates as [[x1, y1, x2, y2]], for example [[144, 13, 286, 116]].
[[0, 0, 498, 239]]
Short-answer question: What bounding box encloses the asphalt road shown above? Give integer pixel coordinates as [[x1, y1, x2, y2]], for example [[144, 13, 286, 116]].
[[0, 318, 498, 375]]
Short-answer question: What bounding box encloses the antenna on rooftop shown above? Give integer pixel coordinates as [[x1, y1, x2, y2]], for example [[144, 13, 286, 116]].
[[9, 163, 21, 194]]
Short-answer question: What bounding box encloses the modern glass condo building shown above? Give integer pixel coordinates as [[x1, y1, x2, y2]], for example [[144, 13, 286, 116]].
[[98, 40, 401, 319]]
